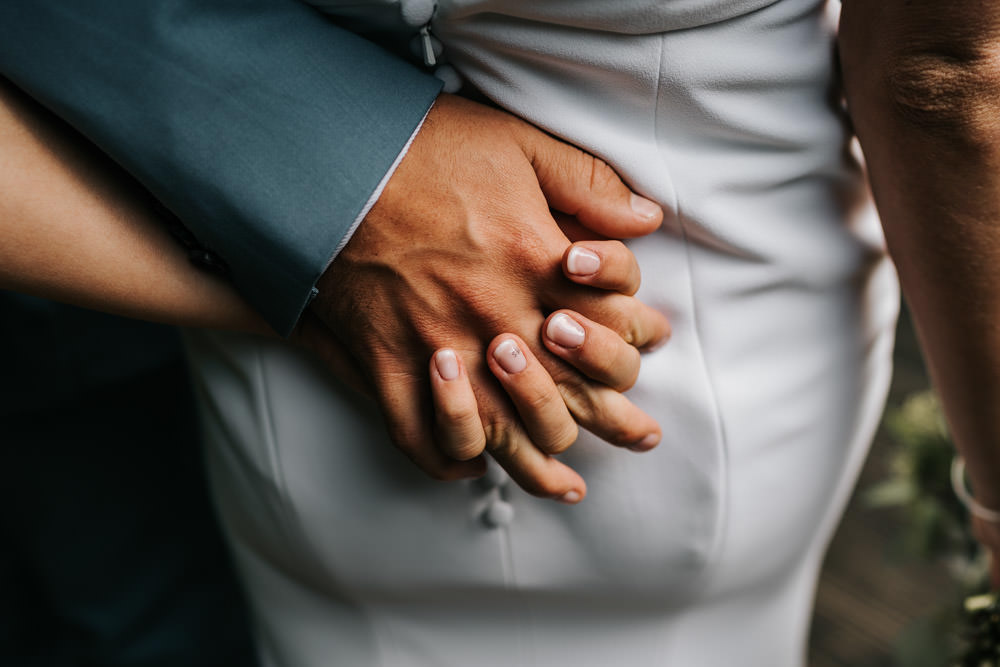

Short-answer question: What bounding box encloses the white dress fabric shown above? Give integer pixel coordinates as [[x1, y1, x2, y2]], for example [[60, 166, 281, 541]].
[[185, 0, 900, 665]]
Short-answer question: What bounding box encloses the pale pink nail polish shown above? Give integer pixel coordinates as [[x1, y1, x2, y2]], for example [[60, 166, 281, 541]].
[[559, 490, 582, 504], [435, 349, 460, 381], [494, 339, 527, 374], [566, 246, 601, 276], [630, 192, 661, 220], [546, 313, 585, 348], [628, 433, 661, 452]]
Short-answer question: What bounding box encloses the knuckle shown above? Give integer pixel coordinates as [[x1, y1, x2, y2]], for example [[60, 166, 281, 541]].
[[587, 303, 633, 341], [555, 378, 599, 421], [483, 420, 521, 459], [586, 154, 620, 192], [521, 384, 561, 414], [436, 399, 477, 426], [584, 399, 619, 433], [545, 422, 579, 455], [523, 236, 564, 275], [448, 434, 487, 461], [620, 319, 638, 346]]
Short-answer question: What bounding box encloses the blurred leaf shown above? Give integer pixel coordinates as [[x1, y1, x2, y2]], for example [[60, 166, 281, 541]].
[[892, 611, 959, 667], [866, 478, 917, 508]]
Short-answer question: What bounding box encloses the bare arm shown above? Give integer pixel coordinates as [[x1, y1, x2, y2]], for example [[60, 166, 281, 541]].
[[0, 77, 270, 335], [840, 0, 1000, 574], [0, 77, 666, 502]]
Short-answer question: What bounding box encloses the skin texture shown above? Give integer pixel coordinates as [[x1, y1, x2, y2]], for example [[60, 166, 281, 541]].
[[840, 0, 1000, 585], [308, 94, 670, 502], [1, 80, 669, 504], [0, 77, 268, 334]]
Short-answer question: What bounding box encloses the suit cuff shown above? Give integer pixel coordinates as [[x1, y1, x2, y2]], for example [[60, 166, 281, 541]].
[[312, 102, 433, 311]]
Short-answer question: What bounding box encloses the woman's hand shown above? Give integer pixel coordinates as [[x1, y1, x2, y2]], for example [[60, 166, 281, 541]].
[[428, 239, 666, 503], [308, 94, 670, 502]]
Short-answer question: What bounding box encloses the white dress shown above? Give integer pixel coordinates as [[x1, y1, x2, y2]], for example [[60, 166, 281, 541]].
[[185, 0, 900, 664]]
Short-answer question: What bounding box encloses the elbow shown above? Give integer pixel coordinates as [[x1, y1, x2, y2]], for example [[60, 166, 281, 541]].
[[883, 46, 1000, 138]]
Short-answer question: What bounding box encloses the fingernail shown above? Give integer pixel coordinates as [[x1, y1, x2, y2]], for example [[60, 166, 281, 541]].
[[628, 433, 660, 452], [435, 349, 460, 381], [546, 313, 585, 348], [566, 246, 601, 276], [630, 193, 661, 221], [559, 490, 582, 504], [494, 339, 527, 374]]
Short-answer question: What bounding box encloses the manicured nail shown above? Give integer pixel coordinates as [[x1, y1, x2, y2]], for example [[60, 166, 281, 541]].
[[494, 339, 527, 374], [435, 349, 460, 381], [559, 490, 582, 504], [566, 246, 601, 276], [630, 193, 661, 221], [628, 433, 661, 452], [545, 313, 585, 348]]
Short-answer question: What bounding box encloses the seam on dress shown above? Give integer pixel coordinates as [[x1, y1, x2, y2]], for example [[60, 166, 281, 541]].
[[491, 485, 531, 666], [651, 31, 732, 594], [254, 346, 389, 667]]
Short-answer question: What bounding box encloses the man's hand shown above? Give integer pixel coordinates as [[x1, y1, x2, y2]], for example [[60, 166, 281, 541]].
[[306, 94, 670, 502]]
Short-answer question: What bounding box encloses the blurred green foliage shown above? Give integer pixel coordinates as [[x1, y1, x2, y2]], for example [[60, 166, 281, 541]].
[[865, 390, 996, 665]]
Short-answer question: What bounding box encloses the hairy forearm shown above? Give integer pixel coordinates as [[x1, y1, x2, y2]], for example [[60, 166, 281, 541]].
[[0, 78, 271, 336], [841, 1, 1000, 505]]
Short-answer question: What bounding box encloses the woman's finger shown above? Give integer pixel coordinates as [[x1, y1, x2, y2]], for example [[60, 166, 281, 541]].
[[427, 341, 587, 504], [429, 348, 487, 461], [563, 240, 642, 296], [470, 357, 588, 503], [542, 310, 641, 391], [486, 334, 580, 456], [545, 288, 671, 352]]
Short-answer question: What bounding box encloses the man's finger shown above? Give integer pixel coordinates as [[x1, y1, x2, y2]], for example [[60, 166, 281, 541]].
[[545, 288, 671, 352], [525, 135, 663, 238], [479, 415, 587, 504], [486, 334, 579, 456]]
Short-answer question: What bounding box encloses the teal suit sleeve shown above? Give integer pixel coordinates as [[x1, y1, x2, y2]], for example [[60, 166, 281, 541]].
[[0, 1, 442, 336]]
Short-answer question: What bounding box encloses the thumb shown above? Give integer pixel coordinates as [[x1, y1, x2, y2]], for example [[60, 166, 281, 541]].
[[526, 134, 663, 238]]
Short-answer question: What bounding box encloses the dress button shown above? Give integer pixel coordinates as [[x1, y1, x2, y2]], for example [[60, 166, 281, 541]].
[[481, 460, 510, 489], [399, 0, 435, 27], [434, 64, 463, 94], [482, 499, 515, 528]]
